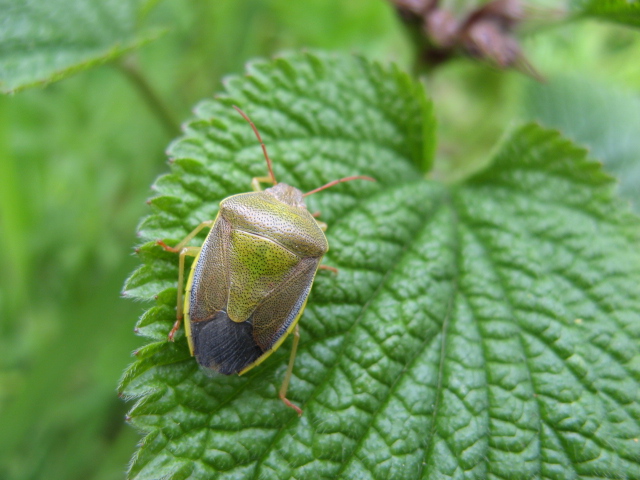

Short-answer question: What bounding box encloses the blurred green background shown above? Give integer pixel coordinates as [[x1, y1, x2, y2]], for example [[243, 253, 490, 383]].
[[1, 1, 639, 479]]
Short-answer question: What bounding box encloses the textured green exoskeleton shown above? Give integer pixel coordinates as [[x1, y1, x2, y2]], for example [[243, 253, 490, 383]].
[[159, 106, 374, 415], [186, 184, 327, 374]]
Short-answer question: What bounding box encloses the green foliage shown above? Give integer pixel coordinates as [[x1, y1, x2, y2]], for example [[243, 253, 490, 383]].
[[0, 0, 158, 93], [573, 0, 640, 27], [0, 65, 167, 480], [526, 75, 640, 211], [121, 53, 640, 479], [0, 2, 414, 479], [3, 1, 640, 479]]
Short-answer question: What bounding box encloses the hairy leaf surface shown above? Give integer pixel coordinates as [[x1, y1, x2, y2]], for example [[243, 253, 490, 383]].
[[121, 53, 640, 480]]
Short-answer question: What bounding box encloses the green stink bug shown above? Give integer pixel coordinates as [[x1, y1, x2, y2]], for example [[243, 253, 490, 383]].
[[158, 106, 374, 415]]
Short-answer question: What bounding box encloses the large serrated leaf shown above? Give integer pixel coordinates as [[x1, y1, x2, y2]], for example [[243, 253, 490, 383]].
[[0, 0, 159, 94], [121, 53, 640, 479]]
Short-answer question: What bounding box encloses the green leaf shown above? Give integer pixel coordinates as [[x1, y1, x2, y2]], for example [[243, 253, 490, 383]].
[[571, 0, 640, 27], [0, 0, 159, 94], [525, 75, 640, 212], [121, 53, 640, 479]]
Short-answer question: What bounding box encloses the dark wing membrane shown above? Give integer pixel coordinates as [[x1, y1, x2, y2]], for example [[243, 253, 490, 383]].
[[191, 311, 263, 375], [190, 258, 318, 375], [251, 257, 319, 351], [188, 215, 231, 323], [188, 216, 263, 375]]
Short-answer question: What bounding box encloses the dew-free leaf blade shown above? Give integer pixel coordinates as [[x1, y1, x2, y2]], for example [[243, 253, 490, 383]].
[[121, 53, 640, 480]]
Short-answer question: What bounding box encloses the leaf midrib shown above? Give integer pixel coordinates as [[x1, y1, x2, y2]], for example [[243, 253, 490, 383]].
[[249, 183, 449, 479], [417, 193, 471, 479]]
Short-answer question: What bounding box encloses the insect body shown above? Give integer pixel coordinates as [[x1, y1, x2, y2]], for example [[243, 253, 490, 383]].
[[158, 106, 374, 415]]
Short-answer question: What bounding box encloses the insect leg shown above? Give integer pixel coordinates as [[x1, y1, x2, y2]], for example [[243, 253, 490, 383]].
[[251, 176, 275, 192], [157, 221, 214, 341], [167, 246, 200, 341], [157, 220, 215, 253], [279, 324, 303, 416]]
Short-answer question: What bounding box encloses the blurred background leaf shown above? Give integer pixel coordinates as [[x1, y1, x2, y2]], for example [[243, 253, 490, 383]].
[[526, 76, 640, 211], [1, 0, 639, 479], [572, 0, 640, 27], [0, 0, 161, 93]]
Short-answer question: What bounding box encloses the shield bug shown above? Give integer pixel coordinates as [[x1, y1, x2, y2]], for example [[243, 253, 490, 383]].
[[158, 106, 374, 415]]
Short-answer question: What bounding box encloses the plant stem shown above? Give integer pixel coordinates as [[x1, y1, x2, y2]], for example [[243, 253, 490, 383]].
[[117, 57, 180, 136]]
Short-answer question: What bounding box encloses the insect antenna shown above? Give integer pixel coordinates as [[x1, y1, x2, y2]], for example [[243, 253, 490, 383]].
[[303, 175, 376, 197], [233, 105, 277, 184]]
